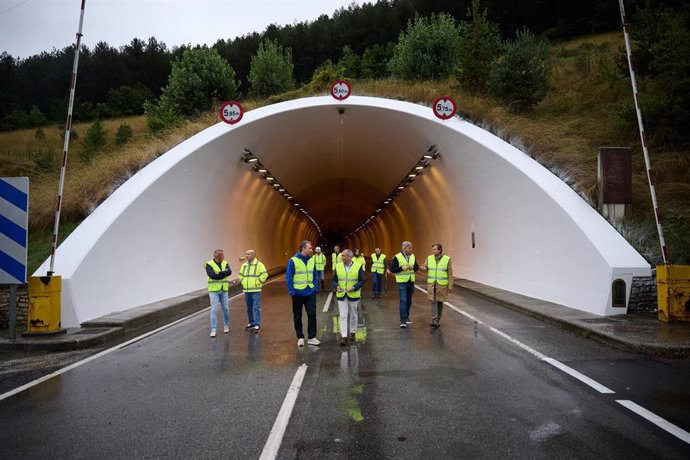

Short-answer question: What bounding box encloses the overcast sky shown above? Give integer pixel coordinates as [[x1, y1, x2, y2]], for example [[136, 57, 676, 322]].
[[0, 0, 368, 59]]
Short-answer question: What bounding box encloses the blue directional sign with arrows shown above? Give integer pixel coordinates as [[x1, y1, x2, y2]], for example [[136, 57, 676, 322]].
[[0, 177, 29, 284]]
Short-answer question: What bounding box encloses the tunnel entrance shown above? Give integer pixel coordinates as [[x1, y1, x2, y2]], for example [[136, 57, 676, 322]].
[[37, 96, 651, 326]]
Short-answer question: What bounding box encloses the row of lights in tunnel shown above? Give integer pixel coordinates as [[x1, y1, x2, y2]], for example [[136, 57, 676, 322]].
[[346, 145, 441, 238], [241, 149, 323, 239]]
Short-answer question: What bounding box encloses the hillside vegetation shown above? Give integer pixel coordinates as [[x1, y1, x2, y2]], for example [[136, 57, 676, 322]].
[[1, 32, 687, 272]]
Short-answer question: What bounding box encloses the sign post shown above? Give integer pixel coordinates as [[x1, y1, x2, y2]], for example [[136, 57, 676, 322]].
[[1, 177, 29, 339]]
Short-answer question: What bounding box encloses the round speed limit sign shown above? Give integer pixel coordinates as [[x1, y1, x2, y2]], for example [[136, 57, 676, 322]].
[[330, 80, 351, 100], [219, 100, 244, 124], [432, 96, 457, 120]]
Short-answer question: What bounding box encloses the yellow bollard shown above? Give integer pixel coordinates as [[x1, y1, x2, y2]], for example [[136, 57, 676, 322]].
[[657, 265, 690, 323], [26, 275, 63, 334]]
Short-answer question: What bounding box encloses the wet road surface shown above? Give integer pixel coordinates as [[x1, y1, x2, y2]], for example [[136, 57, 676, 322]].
[[1, 277, 688, 459]]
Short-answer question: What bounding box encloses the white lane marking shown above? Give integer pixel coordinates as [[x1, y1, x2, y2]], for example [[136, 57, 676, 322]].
[[260, 364, 308, 460], [616, 400, 690, 444], [543, 358, 614, 394], [415, 286, 614, 394], [0, 292, 243, 402], [322, 292, 333, 312]]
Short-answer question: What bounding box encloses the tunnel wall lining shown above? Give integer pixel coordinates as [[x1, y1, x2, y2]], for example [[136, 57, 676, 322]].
[[36, 96, 650, 326]]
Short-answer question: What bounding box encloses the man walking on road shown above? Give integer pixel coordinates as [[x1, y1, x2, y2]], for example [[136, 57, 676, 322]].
[[333, 249, 364, 346], [287, 240, 321, 347], [205, 249, 232, 337], [314, 246, 327, 291], [389, 241, 418, 328], [239, 249, 268, 333], [419, 243, 453, 328], [370, 247, 386, 298]]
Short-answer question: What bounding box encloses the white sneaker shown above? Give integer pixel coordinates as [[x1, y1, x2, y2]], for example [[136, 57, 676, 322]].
[[210, 329, 216, 338], [307, 337, 321, 346], [223, 325, 229, 333], [297, 338, 305, 347]]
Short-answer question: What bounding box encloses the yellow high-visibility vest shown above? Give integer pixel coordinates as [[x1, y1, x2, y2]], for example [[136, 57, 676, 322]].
[[353, 255, 366, 271], [239, 260, 268, 293], [394, 253, 415, 283], [314, 253, 327, 271], [331, 252, 342, 269], [291, 256, 315, 289], [206, 259, 229, 292], [426, 255, 450, 286], [335, 261, 363, 299], [371, 253, 386, 274]]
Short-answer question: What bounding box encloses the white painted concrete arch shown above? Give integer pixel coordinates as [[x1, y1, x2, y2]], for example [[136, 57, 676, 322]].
[[36, 96, 650, 327]]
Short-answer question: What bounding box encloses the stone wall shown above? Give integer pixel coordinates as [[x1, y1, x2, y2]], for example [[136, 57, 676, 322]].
[[0, 284, 29, 329], [628, 269, 657, 313]]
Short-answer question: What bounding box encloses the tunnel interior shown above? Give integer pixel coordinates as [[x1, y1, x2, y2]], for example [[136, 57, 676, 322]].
[[38, 96, 651, 326]]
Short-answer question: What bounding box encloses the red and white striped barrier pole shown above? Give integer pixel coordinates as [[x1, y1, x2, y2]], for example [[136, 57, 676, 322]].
[[618, 0, 669, 264], [48, 0, 87, 276]]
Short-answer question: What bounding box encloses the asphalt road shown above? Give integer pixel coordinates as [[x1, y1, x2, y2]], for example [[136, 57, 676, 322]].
[[1, 278, 688, 459]]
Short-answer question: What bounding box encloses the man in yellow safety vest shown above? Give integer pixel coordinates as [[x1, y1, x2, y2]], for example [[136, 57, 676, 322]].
[[286, 240, 320, 347], [370, 247, 386, 298], [314, 246, 327, 290], [389, 241, 418, 328], [420, 243, 454, 327], [333, 249, 364, 346], [239, 249, 268, 333], [205, 249, 232, 337]]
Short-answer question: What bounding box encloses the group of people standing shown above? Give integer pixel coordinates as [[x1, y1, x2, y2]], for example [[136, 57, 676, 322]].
[[204, 239, 454, 345]]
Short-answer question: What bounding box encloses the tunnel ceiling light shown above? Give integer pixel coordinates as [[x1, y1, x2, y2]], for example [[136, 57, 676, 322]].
[[241, 149, 322, 239], [423, 144, 440, 160], [242, 149, 258, 163]]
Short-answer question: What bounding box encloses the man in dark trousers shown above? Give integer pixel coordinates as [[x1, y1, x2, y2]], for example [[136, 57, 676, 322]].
[[286, 240, 320, 347], [389, 241, 419, 328]]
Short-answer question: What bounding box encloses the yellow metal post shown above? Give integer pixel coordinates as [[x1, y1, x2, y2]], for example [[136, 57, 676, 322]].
[[26, 275, 63, 334], [657, 265, 690, 322]]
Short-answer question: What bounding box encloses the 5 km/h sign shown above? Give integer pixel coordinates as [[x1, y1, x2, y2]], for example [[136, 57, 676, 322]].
[[219, 101, 244, 124], [0, 177, 29, 284]]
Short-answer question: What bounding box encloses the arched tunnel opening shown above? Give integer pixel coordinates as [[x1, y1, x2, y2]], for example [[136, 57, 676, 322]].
[[37, 96, 650, 327]]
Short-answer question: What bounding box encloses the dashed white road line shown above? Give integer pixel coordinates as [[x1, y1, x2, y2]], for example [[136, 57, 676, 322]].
[[416, 285, 690, 444], [322, 292, 333, 312], [616, 400, 690, 444], [260, 364, 308, 460]]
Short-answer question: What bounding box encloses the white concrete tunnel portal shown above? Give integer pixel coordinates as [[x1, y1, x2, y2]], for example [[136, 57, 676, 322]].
[[38, 96, 651, 327]]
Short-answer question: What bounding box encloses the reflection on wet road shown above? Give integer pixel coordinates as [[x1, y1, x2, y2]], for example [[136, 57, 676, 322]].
[[1, 276, 688, 459]]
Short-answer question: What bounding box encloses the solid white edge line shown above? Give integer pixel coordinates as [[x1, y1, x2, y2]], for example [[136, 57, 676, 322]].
[[260, 364, 309, 460], [616, 400, 690, 444], [416, 286, 616, 394], [0, 292, 243, 402], [543, 358, 615, 394], [323, 291, 333, 312]]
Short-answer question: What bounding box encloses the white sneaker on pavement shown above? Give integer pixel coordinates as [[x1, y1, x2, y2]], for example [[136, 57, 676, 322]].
[[297, 338, 305, 347], [307, 337, 321, 346], [223, 325, 229, 333], [210, 329, 216, 338]]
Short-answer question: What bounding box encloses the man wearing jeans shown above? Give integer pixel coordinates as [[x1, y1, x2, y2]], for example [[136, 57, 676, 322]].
[[389, 241, 418, 328], [239, 249, 268, 333], [205, 249, 232, 337], [286, 240, 320, 347]]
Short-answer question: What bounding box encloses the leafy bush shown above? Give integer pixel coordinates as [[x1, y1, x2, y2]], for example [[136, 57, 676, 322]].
[[455, 0, 502, 93], [80, 120, 108, 162], [307, 60, 346, 92], [115, 123, 133, 146], [487, 29, 550, 112], [30, 148, 56, 172], [360, 43, 393, 79], [144, 100, 180, 134], [248, 39, 295, 98], [158, 47, 238, 117], [388, 13, 461, 80]]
